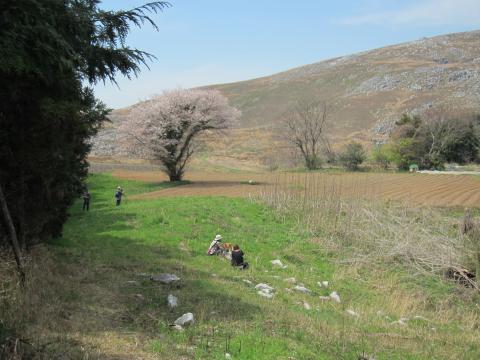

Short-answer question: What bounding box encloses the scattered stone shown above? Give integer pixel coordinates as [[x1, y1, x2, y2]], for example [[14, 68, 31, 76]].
[[134, 293, 145, 300], [151, 273, 180, 284], [285, 288, 293, 293], [211, 273, 218, 277], [167, 294, 178, 308], [346, 309, 359, 317], [255, 283, 274, 292], [243, 279, 254, 285], [319, 296, 330, 301], [174, 312, 195, 327], [284, 277, 296, 283], [317, 281, 329, 288], [293, 285, 311, 294], [169, 324, 184, 331], [329, 291, 341, 303], [125, 280, 139, 285], [271, 259, 284, 267], [413, 315, 430, 322], [303, 301, 312, 310], [255, 283, 274, 298], [225, 353, 232, 359], [271, 275, 281, 279], [258, 291, 274, 299]]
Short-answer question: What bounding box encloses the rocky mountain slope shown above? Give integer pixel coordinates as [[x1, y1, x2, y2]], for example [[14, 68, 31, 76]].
[[91, 30, 480, 168]]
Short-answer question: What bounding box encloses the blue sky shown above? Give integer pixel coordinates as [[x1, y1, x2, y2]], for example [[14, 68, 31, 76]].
[[95, 0, 480, 108]]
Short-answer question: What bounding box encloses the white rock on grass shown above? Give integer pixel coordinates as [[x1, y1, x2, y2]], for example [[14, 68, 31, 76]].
[[255, 283, 274, 298], [346, 309, 359, 317], [258, 290, 274, 299], [150, 273, 180, 284], [317, 281, 329, 288], [169, 324, 184, 331], [329, 291, 341, 303], [271, 259, 284, 267], [303, 301, 312, 310], [167, 294, 178, 308], [293, 285, 311, 294], [255, 283, 274, 292], [284, 277, 296, 283], [319, 296, 330, 301], [225, 353, 232, 359], [243, 279, 254, 285], [174, 312, 195, 327]]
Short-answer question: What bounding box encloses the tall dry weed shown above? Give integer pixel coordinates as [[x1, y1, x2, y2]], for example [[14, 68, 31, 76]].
[[257, 172, 477, 284]]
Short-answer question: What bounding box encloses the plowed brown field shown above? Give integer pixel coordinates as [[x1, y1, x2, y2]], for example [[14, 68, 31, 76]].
[[112, 170, 480, 207]]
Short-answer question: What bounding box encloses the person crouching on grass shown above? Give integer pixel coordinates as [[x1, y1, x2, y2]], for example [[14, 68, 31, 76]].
[[231, 244, 249, 269]]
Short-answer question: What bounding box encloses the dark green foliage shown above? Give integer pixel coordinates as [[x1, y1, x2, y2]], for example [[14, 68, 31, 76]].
[[339, 142, 366, 170], [388, 113, 480, 170], [0, 1, 167, 250]]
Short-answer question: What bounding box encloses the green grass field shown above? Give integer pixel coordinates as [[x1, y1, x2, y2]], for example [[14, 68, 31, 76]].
[[4, 173, 480, 359]]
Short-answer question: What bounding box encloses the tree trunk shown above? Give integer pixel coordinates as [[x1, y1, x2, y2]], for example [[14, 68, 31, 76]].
[[169, 173, 182, 182], [0, 183, 25, 279]]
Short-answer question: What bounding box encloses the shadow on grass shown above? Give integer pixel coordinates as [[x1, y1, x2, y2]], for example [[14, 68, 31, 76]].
[[41, 203, 262, 358]]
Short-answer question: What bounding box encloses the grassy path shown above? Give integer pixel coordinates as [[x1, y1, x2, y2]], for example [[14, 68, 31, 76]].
[[14, 173, 480, 359]]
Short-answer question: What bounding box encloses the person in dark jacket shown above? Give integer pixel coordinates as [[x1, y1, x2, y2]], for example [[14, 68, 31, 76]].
[[82, 190, 91, 211], [231, 244, 249, 269], [115, 186, 123, 206]]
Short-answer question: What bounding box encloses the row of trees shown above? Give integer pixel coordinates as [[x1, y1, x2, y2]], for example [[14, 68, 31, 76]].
[[372, 112, 480, 170], [281, 100, 480, 171], [0, 0, 169, 274]]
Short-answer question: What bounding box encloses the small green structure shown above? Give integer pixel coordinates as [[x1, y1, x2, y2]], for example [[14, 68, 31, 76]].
[[409, 164, 419, 172]]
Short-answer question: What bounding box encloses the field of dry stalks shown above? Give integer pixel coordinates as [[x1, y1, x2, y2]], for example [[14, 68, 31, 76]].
[[257, 172, 480, 287], [109, 169, 480, 207]]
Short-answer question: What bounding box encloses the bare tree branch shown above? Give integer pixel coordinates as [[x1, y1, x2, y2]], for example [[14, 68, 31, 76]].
[[282, 101, 329, 170]]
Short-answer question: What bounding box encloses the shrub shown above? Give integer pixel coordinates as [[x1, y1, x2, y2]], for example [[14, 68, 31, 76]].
[[339, 142, 366, 170]]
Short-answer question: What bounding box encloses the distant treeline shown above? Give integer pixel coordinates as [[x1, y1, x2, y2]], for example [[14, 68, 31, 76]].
[[372, 111, 480, 170]]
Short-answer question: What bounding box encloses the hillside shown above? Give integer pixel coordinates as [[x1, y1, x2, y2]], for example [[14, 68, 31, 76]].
[[91, 30, 480, 169]]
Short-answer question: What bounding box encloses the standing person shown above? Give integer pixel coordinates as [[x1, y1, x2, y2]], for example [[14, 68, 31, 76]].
[[231, 244, 249, 269], [115, 186, 123, 206], [82, 189, 91, 211]]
